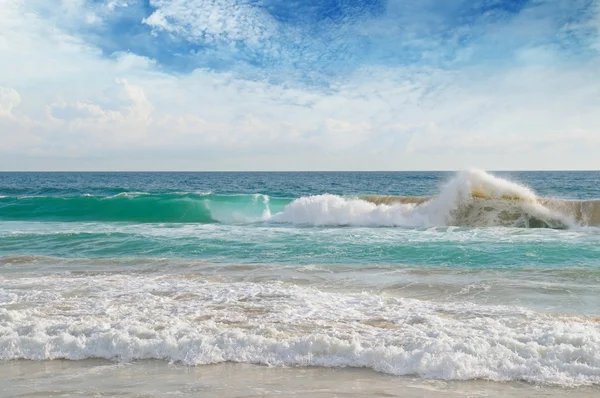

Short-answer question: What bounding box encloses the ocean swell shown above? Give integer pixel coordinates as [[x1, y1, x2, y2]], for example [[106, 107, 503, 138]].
[[0, 193, 286, 223]]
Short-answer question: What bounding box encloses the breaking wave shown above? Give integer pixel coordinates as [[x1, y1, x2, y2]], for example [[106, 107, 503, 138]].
[[1, 170, 598, 228], [271, 170, 600, 228]]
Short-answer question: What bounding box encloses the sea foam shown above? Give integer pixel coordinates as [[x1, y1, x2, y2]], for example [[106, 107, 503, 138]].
[[1, 274, 599, 386], [270, 170, 595, 228]]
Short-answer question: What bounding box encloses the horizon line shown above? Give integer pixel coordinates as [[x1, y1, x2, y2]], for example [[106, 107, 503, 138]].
[[1, 170, 599, 173]]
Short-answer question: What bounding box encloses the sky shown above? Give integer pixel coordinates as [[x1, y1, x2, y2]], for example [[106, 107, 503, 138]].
[[0, 0, 599, 171]]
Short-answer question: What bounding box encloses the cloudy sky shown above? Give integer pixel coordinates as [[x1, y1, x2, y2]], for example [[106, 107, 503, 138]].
[[1, 0, 599, 170]]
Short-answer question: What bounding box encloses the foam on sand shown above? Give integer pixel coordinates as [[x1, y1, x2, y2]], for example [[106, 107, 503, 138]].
[[1, 273, 599, 386]]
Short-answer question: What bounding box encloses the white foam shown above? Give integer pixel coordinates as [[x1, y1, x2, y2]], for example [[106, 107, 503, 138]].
[[106, 192, 150, 199], [269, 194, 421, 226], [174, 191, 213, 196], [1, 274, 599, 386], [269, 170, 573, 228]]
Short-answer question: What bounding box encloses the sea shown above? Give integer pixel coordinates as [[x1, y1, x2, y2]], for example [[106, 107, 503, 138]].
[[1, 170, 599, 397]]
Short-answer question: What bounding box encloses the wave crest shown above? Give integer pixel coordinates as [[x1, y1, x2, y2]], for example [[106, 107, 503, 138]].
[[271, 170, 598, 228], [0, 193, 288, 223]]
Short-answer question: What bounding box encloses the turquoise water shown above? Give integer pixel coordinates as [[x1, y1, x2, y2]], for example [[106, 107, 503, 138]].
[[1, 171, 600, 266], [1, 171, 600, 385]]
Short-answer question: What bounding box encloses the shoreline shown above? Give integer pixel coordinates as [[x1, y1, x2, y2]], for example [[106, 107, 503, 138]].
[[1, 360, 599, 397]]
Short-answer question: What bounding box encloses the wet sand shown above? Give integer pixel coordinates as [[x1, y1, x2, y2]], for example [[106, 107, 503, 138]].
[[1, 360, 599, 397]]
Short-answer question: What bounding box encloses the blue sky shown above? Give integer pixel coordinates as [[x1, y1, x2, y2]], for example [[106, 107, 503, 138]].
[[0, 0, 599, 170]]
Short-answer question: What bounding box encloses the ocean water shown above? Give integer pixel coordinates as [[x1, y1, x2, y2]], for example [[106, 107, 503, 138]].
[[1, 170, 600, 394]]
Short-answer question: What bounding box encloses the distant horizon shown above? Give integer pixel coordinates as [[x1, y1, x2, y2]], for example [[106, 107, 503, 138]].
[[1, 169, 599, 173]]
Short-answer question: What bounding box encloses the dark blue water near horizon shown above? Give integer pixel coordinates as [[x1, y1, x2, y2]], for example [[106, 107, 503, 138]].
[[1, 170, 599, 198]]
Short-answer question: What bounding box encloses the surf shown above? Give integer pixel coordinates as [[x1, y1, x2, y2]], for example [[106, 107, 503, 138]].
[[1, 170, 598, 228], [271, 170, 600, 228], [2, 272, 600, 386]]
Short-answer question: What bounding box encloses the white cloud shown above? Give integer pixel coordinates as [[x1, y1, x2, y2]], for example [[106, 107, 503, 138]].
[[144, 0, 276, 47], [0, 86, 21, 116], [1, 0, 600, 170]]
